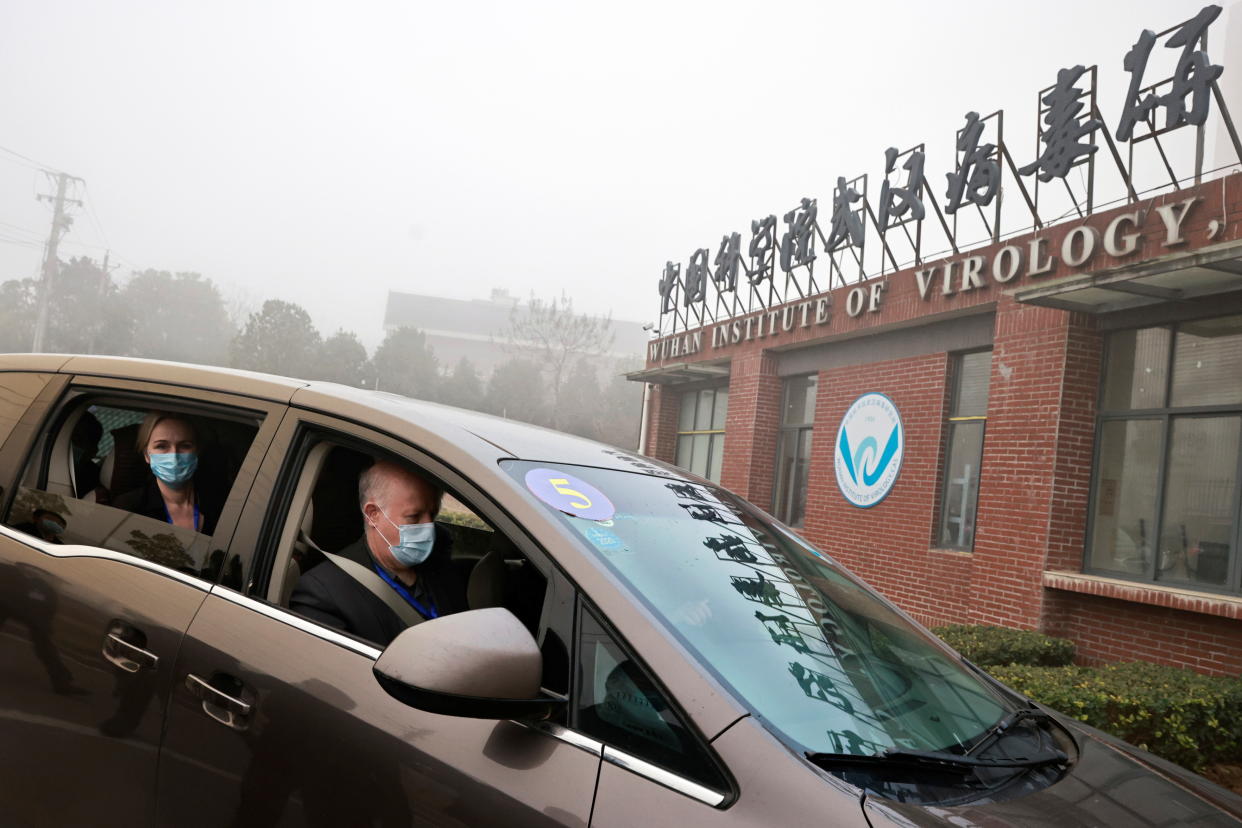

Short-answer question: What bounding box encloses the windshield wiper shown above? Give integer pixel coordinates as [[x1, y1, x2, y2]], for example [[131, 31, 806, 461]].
[[807, 745, 1067, 773], [965, 706, 1054, 756]]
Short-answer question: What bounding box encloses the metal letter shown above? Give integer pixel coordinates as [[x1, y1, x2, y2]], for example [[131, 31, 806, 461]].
[[1020, 65, 1102, 182], [945, 112, 1000, 213], [992, 246, 1023, 282], [1028, 237, 1056, 276], [1154, 196, 1201, 246], [1061, 225, 1099, 267], [1103, 211, 1144, 256]]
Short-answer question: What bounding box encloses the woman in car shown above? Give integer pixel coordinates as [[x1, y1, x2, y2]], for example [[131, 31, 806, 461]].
[[114, 411, 223, 535]]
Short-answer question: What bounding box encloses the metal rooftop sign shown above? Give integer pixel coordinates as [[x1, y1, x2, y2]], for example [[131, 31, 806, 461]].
[[652, 5, 1242, 338]]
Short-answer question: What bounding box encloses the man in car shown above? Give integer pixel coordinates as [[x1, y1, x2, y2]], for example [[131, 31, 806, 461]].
[[289, 460, 467, 646]]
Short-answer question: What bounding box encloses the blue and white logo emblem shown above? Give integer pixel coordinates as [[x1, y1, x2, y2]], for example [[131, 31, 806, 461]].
[[834, 392, 903, 508]]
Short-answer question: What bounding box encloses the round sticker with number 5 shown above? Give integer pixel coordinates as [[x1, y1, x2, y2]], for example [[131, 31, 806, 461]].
[[524, 469, 615, 521]]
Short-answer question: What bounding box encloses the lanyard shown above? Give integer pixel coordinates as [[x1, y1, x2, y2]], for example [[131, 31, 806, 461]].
[[373, 563, 439, 619], [163, 501, 200, 532]]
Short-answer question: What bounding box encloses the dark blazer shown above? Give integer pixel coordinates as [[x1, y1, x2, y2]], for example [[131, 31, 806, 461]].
[[288, 528, 465, 647], [113, 476, 223, 536]]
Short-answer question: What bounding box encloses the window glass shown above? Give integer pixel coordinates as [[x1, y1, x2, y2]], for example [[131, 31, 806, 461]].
[[675, 435, 693, 471], [953, 352, 992, 417], [1170, 315, 1242, 408], [1088, 419, 1161, 575], [711, 389, 728, 431], [4, 398, 260, 581], [707, 434, 724, 484], [938, 422, 984, 548], [690, 433, 711, 478], [1102, 327, 1170, 411], [674, 387, 727, 483], [1156, 416, 1239, 588], [694, 389, 714, 431], [774, 376, 817, 527], [677, 391, 696, 433], [278, 439, 549, 649], [1090, 318, 1242, 593], [782, 375, 818, 426], [937, 352, 991, 550], [508, 462, 1014, 766], [576, 606, 727, 791]]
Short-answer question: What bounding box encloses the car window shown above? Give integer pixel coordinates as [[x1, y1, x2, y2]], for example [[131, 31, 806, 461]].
[[262, 432, 551, 657], [575, 604, 729, 792], [3, 394, 261, 582], [506, 460, 1014, 761]]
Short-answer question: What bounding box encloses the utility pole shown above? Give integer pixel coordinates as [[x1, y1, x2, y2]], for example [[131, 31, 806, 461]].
[[86, 251, 118, 355], [31, 170, 83, 353]]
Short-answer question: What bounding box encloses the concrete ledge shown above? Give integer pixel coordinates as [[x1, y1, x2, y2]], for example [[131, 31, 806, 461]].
[[1043, 570, 1242, 621]]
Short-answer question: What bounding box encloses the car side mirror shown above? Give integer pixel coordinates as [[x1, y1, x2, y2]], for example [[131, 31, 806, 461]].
[[373, 607, 564, 721]]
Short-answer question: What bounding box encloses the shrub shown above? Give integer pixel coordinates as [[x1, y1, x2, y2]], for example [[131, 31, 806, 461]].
[[933, 624, 1075, 667], [988, 662, 1242, 771]]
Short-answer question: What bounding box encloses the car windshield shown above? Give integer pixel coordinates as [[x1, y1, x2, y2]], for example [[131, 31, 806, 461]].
[[506, 460, 1015, 758]]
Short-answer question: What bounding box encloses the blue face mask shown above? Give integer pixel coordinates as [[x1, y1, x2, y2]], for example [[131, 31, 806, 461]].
[[373, 510, 435, 567], [39, 518, 65, 537], [149, 452, 198, 487]]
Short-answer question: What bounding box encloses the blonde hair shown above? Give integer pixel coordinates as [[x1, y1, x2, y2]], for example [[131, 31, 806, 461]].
[[135, 411, 197, 456]]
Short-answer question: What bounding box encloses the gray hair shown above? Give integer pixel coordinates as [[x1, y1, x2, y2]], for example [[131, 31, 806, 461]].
[[358, 459, 443, 515]]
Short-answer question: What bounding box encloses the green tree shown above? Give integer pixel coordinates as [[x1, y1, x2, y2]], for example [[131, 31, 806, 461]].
[[315, 330, 374, 387], [439, 357, 484, 410], [373, 326, 439, 401], [120, 270, 232, 364], [230, 299, 322, 377], [484, 358, 548, 426], [503, 293, 614, 430]]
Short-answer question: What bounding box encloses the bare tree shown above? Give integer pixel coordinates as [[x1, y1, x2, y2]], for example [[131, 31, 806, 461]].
[[502, 293, 614, 429]]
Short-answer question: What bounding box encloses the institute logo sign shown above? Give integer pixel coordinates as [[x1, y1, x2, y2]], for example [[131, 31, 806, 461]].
[[834, 393, 904, 508]]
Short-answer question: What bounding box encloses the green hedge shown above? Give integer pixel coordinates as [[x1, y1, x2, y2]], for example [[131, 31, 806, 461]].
[[988, 663, 1242, 771], [933, 624, 1075, 667]]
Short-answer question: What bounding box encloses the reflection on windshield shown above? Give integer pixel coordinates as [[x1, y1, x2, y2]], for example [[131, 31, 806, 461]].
[[508, 462, 1012, 757]]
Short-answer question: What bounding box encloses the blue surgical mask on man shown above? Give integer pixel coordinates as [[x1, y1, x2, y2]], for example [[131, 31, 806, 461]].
[[372, 509, 435, 567], [39, 518, 65, 537], [149, 452, 198, 487]]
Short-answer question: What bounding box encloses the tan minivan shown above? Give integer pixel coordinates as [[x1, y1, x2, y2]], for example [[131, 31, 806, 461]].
[[1, 354, 1240, 827]]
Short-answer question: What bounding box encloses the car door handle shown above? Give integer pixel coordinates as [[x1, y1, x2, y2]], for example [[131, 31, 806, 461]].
[[102, 632, 159, 673], [185, 673, 252, 730]]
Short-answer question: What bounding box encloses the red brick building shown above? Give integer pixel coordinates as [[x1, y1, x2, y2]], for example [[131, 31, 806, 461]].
[[631, 173, 1242, 676]]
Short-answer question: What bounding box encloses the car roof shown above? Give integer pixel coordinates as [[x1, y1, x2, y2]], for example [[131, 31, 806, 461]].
[[0, 353, 690, 479]]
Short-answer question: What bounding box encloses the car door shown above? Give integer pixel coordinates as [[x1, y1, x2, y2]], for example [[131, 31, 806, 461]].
[[155, 410, 601, 827], [0, 373, 282, 828]]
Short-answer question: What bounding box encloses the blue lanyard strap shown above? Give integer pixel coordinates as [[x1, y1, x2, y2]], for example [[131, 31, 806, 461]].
[[373, 563, 439, 619], [163, 501, 200, 532]]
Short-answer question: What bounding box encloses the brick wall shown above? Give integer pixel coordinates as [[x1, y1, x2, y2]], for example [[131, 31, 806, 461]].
[[1045, 590, 1242, 675], [643, 383, 680, 462], [636, 173, 1242, 676], [718, 351, 781, 510], [799, 352, 975, 626]]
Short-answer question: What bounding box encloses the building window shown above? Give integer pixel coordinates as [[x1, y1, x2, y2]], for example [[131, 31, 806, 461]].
[[1088, 315, 1242, 594], [938, 350, 992, 549], [675, 387, 728, 483], [773, 374, 818, 527]]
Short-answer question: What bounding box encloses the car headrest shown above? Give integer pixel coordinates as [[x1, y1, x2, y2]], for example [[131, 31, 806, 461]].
[[467, 550, 506, 611]]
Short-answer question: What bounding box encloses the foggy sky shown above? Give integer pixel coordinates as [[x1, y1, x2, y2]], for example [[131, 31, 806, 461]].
[[0, 0, 1234, 350]]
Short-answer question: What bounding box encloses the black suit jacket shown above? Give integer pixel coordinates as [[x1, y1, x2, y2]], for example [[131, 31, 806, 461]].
[[288, 529, 466, 647]]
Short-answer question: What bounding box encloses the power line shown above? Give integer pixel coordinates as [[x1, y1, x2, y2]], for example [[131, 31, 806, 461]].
[[0, 144, 62, 174], [80, 182, 111, 250]]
